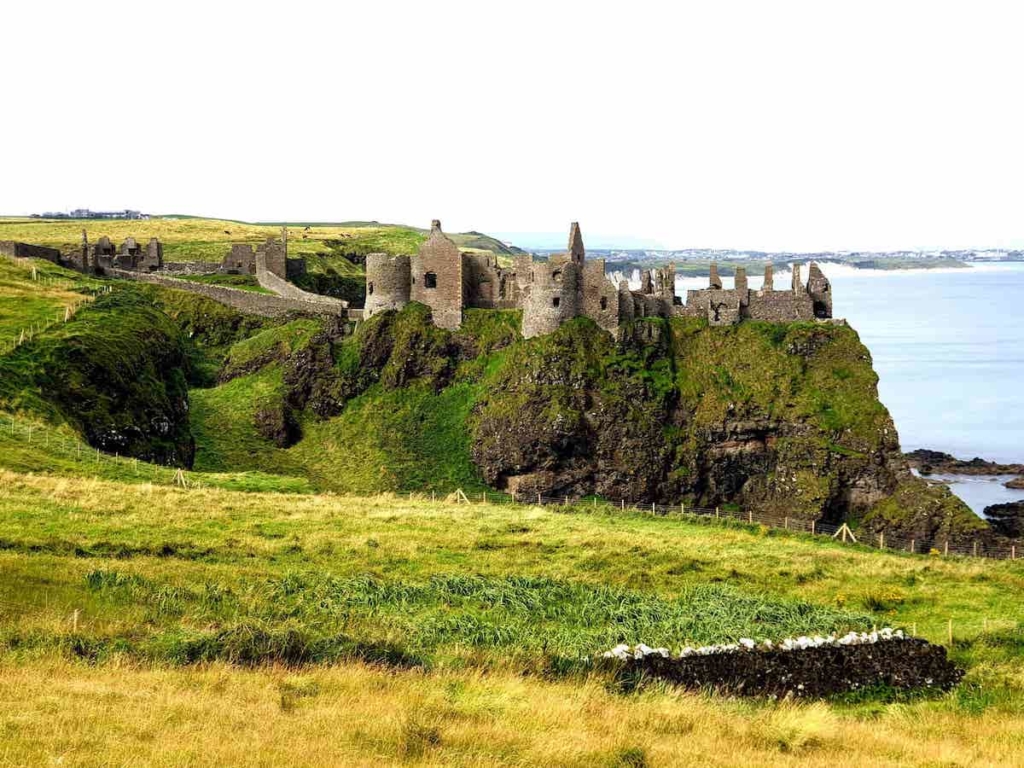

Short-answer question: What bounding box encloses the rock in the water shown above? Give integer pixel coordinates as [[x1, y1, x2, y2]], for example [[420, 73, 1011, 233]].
[[905, 449, 1024, 476], [984, 501, 1024, 538]]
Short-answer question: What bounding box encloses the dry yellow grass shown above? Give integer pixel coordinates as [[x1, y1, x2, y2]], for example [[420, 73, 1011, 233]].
[[2, 660, 1023, 767], [2, 472, 1023, 766]]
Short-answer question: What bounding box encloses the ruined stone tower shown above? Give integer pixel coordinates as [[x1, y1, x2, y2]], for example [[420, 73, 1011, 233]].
[[364, 253, 412, 318], [521, 222, 585, 339], [411, 220, 463, 330], [806, 262, 832, 318]]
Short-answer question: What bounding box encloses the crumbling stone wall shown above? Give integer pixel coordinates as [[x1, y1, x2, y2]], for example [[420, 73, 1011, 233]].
[[221, 244, 256, 275], [807, 262, 832, 318], [463, 252, 520, 310], [582, 259, 620, 333], [139, 238, 163, 272], [0, 241, 62, 263], [364, 253, 411, 318], [107, 269, 346, 318], [256, 237, 287, 279], [162, 262, 222, 276], [677, 261, 830, 325], [410, 220, 464, 330]]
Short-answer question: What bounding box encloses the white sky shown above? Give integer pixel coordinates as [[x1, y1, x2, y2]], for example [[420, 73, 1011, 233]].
[[5, 0, 1022, 251]]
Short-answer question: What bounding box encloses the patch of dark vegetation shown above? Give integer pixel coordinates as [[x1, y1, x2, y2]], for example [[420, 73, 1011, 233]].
[[56, 568, 872, 675], [284, 303, 461, 419], [0, 289, 196, 465], [0, 537, 220, 561], [292, 269, 367, 308], [608, 640, 962, 698], [255, 400, 300, 447]]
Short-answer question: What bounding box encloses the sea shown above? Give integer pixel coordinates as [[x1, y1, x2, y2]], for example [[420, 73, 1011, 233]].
[[662, 262, 1024, 516]]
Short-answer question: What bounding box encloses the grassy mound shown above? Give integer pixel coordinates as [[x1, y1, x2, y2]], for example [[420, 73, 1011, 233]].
[[0, 289, 196, 465]]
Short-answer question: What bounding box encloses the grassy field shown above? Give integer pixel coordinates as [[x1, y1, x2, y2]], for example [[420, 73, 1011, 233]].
[[0, 216, 520, 277], [0, 255, 102, 350], [2, 255, 1021, 765], [0, 470, 1022, 765]]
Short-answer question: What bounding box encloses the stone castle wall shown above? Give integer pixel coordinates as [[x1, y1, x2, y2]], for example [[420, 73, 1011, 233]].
[[256, 238, 287, 279], [107, 269, 346, 318], [582, 259, 621, 333], [463, 252, 520, 310], [162, 261, 222, 275]]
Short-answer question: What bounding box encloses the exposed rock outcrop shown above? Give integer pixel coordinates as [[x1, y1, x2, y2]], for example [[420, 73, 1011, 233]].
[[983, 501, 1024, 539], [904, 449, 1024, 476]]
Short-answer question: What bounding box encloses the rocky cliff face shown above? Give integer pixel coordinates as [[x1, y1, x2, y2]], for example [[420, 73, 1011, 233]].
[[471, 316, 918, 523], [198, 302, 981, 545]]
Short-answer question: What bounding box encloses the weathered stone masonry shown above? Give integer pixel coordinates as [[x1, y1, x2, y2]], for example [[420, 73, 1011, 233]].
[[6, 220, 834, 334], [360, 219, 835, 337]]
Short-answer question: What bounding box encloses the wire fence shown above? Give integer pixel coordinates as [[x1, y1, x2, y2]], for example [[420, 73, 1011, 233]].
[[0, 262, 111, 355], [1, 411, 1021, 563], [0, 414, 201, 489], [428, 487, 1022, 563]]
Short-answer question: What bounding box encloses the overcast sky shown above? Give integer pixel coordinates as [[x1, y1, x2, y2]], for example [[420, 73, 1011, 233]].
[[6, 1, 1022, 251]]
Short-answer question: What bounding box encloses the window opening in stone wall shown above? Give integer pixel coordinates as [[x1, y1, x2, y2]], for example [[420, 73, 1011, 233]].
[[552, 269, 562, 282], [600, 296, 608, 310], [553, 296, 560, 307], [368, 282, 374, 295], [425, 272, 437, 289]]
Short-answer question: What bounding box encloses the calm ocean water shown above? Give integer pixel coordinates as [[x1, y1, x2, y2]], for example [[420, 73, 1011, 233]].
[[671, 262, 1024, 515]]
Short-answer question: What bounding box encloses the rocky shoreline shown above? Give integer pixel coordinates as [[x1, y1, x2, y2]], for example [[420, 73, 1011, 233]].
[[904, 448, 1024, 477]]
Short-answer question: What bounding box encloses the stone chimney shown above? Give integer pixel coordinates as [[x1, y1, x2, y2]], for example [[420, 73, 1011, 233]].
[[735, 266, 748, 305], [709, 262, 722, 290]]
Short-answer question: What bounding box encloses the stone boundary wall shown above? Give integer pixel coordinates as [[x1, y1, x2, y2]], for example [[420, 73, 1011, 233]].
[[106, 269, 345, 318], [608, 638, 962, 698], [162, 261, 220, 276], [0, 241, 62, 264], [255, 262, 346, 309]]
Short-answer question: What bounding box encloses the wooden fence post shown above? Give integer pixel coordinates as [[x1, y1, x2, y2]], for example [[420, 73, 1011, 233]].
[[944, 540, 949, 557], [910, 538, 915, 554], [748, 509, 753, 524]]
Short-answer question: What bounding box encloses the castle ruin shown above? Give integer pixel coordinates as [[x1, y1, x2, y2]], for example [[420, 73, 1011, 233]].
[[364, 220, 833, 336], [5, 219, 833, 333]]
